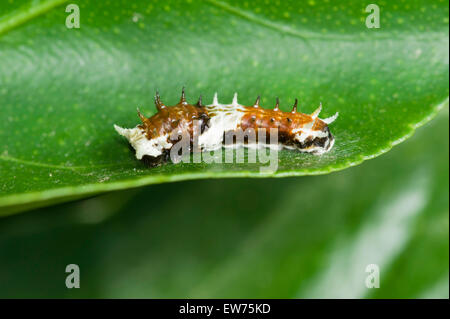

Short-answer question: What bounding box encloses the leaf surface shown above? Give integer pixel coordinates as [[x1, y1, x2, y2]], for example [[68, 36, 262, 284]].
[[0, 0, 448, 214]]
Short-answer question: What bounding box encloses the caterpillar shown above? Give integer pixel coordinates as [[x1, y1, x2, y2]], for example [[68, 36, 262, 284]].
[[114, 88, 338, 166]]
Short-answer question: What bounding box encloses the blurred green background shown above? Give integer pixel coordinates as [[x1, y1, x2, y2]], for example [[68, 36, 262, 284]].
[[0, 110, 448, 298]]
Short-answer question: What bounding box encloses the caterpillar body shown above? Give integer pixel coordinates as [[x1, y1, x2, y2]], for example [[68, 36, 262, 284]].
[[114, 89, 338, 166]]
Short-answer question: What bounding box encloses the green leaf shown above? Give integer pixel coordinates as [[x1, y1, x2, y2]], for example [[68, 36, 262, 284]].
[[0, 109, 447, 298], [0, 0, 448, 214]]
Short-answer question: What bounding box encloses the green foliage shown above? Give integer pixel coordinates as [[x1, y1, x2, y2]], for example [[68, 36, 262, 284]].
[[0, 0, 448, 298], [0, 0, 448, 215]]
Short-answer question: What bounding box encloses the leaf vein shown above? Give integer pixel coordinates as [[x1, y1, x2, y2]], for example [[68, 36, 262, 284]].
[[0, 0, 69, 36], [0, 154, 129, 170]]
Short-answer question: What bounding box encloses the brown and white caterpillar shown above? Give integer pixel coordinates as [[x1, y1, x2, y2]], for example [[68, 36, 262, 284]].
[[114, 88, 338, 166]]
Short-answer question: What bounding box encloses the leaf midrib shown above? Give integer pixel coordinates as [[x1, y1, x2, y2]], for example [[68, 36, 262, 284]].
[[0, 0, 69, 36], [0, 154, 130, 170]]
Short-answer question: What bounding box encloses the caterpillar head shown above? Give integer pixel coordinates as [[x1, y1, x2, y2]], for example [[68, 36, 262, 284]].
[[292, 104, 338, 155]]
